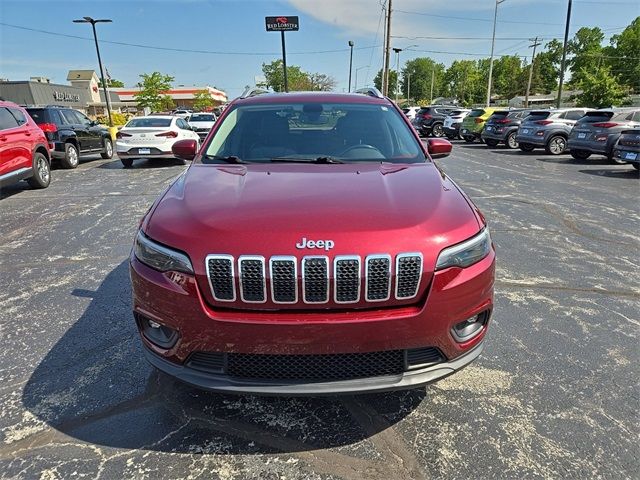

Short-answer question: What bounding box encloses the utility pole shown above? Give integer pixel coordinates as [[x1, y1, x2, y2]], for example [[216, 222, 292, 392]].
[[73, 17, 113, 127], [381, 5, 387, 94], [486, 0, 506, 107], [383, 0, 392, 96], [557, 0, 573, 108], [348, 41, 354, 92], [393, 47, 401, 102], [525, 37, 541, 107], [430, 68, 435, 103], [407, 73, 411, 103]]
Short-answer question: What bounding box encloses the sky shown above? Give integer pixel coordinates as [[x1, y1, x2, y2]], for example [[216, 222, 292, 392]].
[[0, 0, 637, 99]]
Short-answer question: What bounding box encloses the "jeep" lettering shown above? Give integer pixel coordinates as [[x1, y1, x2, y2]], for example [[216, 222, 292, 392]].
[[295, 237, 335, 251]]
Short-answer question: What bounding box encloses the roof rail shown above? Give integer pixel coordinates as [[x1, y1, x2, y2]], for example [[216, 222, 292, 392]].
[[354, 87, 384, 99], [239, 86, 271, 99]]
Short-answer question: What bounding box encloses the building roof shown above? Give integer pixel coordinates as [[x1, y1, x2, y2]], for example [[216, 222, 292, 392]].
[[0, 80, 89, 107], [111, 86, 227, 103], [67, 70, 99, 81]]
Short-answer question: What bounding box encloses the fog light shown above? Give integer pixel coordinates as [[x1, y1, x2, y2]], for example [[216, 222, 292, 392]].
[[451, 311, 489, 342], [135, 313, 178, 348]]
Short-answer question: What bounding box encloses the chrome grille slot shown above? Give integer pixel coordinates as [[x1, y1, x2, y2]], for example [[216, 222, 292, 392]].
[[365, 255, 391, 301], [270, 256, 297, 303], [395, 253, 423, 299], [334, 256, 361, 303], [238, 256, 266, 303], [302, 256, 329, 303], [206, 255, 235, 301]]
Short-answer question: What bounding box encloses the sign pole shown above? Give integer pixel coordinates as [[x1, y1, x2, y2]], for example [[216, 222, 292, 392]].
[[281, 31, 288, 93], [265, 16, 299, 93]]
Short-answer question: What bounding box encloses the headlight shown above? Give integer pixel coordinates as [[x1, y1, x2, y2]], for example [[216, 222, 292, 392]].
[[436, 228, 492, 270], [134, 230, 194, 274]]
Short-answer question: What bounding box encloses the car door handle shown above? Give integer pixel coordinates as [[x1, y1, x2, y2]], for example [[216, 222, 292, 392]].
[[0, 137, 6, 141], [24, 132, 32, 136]]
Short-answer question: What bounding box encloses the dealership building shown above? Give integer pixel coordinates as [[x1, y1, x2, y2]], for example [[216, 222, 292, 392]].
[[0, 69, 227, 115], [111, 85, 227, 110]]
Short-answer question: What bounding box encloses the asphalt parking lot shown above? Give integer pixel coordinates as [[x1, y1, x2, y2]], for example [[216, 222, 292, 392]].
[[0, 144, 638, 479]]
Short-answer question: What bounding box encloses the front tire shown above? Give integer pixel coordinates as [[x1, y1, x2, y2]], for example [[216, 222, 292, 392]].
[[545, 135, 567, 155], [632, 163, 639, 170], [570, 149, 591, 160], [463, 136, 475, 143], [26, 152, 50, 189], [484, 139, 499, 147], [505, 131, 518, 149], [61, 142, 80, 169], [101, 138, 113, 159], [432, 123, 445, 138], [121, 158, 134, 168]]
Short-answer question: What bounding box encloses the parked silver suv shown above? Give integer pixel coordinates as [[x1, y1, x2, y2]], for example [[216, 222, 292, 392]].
[[567, 108, 640, 162], [516, 108, 591, 155]]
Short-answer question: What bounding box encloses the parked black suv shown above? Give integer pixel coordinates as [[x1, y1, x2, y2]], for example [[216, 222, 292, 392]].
[[481, 109, 531, 149], [411, 105, 456, 137], [25, 106, 113, 168]]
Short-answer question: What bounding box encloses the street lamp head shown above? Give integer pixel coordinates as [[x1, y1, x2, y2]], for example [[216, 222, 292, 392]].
[[73, 17, 112, 24], [392, 47, 402, 54], [348, 40, 354, 47]]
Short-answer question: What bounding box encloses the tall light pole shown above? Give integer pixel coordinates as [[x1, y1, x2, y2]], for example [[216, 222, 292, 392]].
[[354, 65, 369, 91], [393, 47, 402, 102], [407, 73, 412, 103], [525, 37, 541, 107], [486, 0, 506, 107], [557, 0, 573, 108], [348, 41, 354, 92], [73, 16, 113, 127]]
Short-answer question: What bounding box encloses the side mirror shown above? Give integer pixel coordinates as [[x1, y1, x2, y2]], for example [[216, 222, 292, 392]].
[[172, 139, 198, 160], [425, 138, 452, 159]]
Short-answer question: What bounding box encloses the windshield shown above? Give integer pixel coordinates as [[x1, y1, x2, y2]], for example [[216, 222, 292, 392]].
[[126, 117, 172, 128], [190, 114, 215, 122], [202, 101, 424, 164]]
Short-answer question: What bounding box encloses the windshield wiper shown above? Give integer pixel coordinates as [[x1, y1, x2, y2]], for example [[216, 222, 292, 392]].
[[269, 156, 344, 164], [203, 154, 245, 164]]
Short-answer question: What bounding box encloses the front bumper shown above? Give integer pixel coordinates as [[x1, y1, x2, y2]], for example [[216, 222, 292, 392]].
[[130, 247, 495, 394], [142, 340, 485, 395], [444, 124, 461, 136]]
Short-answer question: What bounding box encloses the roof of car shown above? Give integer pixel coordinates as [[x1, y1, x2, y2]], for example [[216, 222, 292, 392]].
[[232, 91, 390, 106], [0, 100, 22, 108], [133, 115, 175, 120]]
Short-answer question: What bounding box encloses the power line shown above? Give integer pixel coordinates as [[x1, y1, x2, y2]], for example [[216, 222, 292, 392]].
[[395, 9, 563, 26], [392, 35, 560, 41], [0, 22, 379, 56]]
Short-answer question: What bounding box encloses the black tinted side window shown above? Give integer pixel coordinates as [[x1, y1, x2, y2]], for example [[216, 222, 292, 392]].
[[49, 109, 64, 126], [564, 110, 584, 121], [0, 108, 20, 130], [59, 109, 77, 125], [8, 108, 27, 125]]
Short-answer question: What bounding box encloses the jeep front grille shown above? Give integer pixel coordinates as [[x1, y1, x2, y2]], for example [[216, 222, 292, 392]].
[[205, 253, 424, 305]]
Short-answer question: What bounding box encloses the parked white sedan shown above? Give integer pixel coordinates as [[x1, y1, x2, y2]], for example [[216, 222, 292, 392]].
[[115, 116, 200, 168], [188, 113, 217, 140]]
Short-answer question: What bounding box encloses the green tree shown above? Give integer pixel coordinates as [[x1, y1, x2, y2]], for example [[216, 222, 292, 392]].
[[98, 78, 125, 88], [192, 90, 214, 111], [443, 60, 484, 106], [533, 39, 563, 93], [491, 55, 524, 100], [608, 17, 640, 92], [568, 27, 606, 87], [259, 60, 331, 92], [400, 58, 445, 103], [134, 72, 175, 112], [373, 69, 398, 98], [575, 65, 627, 108]]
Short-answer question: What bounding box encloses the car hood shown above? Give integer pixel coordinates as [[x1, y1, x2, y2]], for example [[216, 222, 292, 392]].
[[144, 162, 481, 308]]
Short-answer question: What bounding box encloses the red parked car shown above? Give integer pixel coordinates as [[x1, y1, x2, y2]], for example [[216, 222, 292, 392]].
[[0, 101, 51, 190], [130, 88, 495, 395]]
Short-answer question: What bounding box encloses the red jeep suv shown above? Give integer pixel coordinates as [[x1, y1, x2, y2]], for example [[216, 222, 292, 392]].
[[130, 88, 495, 395], [0, 101, 51, 190]]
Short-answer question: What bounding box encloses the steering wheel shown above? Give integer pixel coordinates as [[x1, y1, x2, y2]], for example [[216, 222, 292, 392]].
[[339, 144, 383, 156]]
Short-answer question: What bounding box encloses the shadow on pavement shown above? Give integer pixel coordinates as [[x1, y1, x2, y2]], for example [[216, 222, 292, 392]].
[[99, 158, 187, 170], [536, 156, 611, 165], [23, 261, 424, 454], [579, 168, 639, 178]]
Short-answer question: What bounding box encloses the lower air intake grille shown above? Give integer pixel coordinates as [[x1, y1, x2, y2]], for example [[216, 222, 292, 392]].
[[406, 347, 445, 368], [226, 350, 405, 381], [187, 352, 224, 373]]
